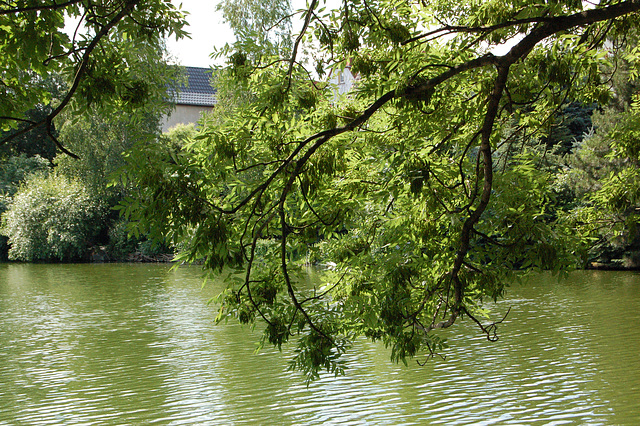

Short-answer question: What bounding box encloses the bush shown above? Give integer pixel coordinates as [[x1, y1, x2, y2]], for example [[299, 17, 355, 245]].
[[0, 156, 50, 261], [106, 217, 143, 260], [0, 174, 104, 262], [137, 238, 172, 257], [0, 154, 50, 197]]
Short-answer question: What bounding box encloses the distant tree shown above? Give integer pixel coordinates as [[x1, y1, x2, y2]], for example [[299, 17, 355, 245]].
[[0, 155, 51, 198], [160, 123, 198, 152], [55, 99, 166, 195], [559, 99, 640, 265], [548, 33, 640, 265], [538, 102, 597, 156], [216, 0, 292, 57]]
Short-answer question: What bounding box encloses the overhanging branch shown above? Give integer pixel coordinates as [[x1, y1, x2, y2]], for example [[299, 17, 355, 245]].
[[0, 0, 141, 155]]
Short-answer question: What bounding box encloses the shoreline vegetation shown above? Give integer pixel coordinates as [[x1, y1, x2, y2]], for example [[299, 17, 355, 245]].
[[82, 245, 640, 270], [88, 246, 175, 263], [5, 252, 640, 271]]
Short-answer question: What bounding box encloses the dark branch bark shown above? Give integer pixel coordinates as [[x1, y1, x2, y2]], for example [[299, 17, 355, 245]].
[[285, 0, 318, 91], [502, 1, 640, 64], [0, 0, 83, 15], [279, 204, 333, 343], [449, 63, 510, 310]]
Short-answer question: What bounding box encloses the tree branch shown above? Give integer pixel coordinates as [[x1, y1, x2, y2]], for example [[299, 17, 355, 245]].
[[285, 0, 317, 91], [0, 0, 140, 154], [0, 0, 83, 15]]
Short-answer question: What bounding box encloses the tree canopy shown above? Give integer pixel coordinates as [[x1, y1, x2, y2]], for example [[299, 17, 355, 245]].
[[117, 0, 640, 381], [114, 0, 640, 381], [0, 0, 188, 157]]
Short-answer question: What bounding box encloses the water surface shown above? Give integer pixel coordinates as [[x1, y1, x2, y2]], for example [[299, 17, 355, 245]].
[[0, 264, 638, 424]]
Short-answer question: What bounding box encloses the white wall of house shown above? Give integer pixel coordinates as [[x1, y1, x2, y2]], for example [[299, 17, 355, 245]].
[[161, 104, 214, 132], [328, 67, 357, 96]]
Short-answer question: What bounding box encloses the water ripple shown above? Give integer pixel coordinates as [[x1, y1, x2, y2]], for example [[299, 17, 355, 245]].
[[0, 266, 639, 424]]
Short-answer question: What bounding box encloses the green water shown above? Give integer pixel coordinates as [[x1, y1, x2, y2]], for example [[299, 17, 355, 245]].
[[0, 263, 639, 425]]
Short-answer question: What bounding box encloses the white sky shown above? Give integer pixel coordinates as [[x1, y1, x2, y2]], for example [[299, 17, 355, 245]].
[[64, 0, 322, 68], [62, 1, 236, 68], [165, 0, 235, 68]]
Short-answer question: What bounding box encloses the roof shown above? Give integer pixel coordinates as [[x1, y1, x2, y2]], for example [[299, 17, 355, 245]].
[[171, 66, 217, 107]]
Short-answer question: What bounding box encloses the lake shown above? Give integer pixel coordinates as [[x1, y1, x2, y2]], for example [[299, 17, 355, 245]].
[[0, 263, 639, 425]]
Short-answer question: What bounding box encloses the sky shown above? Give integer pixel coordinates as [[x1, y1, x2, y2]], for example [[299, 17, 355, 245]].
[[165, 0, 513, 69], [63, 0, 329, 69], [62, 1, 236, 68], [165, 0, 236, 68]]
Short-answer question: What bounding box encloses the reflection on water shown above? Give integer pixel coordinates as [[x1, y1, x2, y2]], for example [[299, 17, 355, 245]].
[[0, 264, 639, 425]]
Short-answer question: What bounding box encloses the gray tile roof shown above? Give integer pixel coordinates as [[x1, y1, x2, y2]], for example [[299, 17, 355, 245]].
[[171, 67, 217, 107]]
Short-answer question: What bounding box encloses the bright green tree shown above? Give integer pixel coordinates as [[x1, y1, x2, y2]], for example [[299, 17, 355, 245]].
[[52, 100, 168, 259], [55, 74, 169, 195], [119, 0, 640, 381], [216, 0, 292, 56]]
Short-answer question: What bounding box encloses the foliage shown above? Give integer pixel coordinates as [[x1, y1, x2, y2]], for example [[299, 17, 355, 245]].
[[539, 102, 597, 156], [1, 174, 104, 262], [0, 154, 50, 198], [2, 4, 638, 384], [0, 74, 66, 160], [552, 32, 640, 264], [2, 0, 627, 380], [0, 0, 187, 156], [49, 41, 179, 254], [216, 0, 292, 57], [212, 0, 293, 122], [106, 123, 199, 259], [161, 123, 198, 152], [55, 102, 163, 195], [559, 98, 640, 263], [106, 217, 140, 260], [52, 108, 161, 254], [0, 154, 51, 260], [118, 0, 640, 381]]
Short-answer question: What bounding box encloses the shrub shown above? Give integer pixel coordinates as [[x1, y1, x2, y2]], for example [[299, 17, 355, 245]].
[[0, 174, 104, 262], [0, 156, 50, 261], [0, 154, 50, 197], [137, 238, 172, 257], [106, 217, 143, 260]]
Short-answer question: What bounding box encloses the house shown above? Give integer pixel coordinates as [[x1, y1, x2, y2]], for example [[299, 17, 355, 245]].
[[161, 66, 217, 132], [327, 64, 358, 96]]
